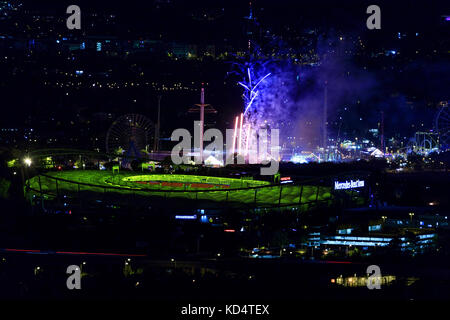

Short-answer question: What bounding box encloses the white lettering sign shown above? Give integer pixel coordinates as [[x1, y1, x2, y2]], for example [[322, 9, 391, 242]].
[[334, 180, 365, 190]]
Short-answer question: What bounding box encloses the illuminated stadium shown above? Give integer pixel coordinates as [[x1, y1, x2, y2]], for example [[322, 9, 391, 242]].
[[26, 170, 336, 209], [23, 149, 367, 211]]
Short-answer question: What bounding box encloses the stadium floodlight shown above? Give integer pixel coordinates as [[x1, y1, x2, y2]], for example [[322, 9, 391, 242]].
[[24, 157, 32, 167]]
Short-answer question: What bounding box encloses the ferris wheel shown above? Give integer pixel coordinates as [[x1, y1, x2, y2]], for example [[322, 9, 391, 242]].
[[105, 114, 155, 158], [434, 101, 450, 149]]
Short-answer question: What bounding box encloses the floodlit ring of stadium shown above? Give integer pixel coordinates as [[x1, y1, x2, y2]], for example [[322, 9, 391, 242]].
[[26, 170, 336, 209]]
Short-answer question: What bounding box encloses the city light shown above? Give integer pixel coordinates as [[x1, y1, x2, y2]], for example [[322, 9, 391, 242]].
[[23, 157, 32, 167], [0, 0, 448, 304]]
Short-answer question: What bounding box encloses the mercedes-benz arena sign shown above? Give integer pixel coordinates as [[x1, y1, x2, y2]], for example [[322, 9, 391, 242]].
[[334, 180, 365, 190]]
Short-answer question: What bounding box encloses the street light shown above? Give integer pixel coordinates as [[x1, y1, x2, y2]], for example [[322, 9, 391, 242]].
[[24, 157, 32, 167], [409, 212, 414, 223], [22, 157, 33, 197]]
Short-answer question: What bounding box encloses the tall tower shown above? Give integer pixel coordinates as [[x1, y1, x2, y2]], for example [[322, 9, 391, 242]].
[[380, 111, 385, 155], [322, 80, 328, 149], [245, 1, 258, 52], [153, 95, 162, 152], [188, 85, 217, 162]]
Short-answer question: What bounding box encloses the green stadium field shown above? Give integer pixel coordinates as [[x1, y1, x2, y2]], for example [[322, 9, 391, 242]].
[[27, 170, 333, 208]]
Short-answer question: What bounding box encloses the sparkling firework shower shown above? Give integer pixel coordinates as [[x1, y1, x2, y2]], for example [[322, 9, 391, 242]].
[[231, 58, 295, 157], [231, 61, 272, 156], [232, 58, 297, 131], [238, 68, 271, 117]]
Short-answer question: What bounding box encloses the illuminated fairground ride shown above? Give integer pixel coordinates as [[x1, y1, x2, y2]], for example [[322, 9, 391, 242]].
[[412, 132, 439, 155], [435, 101, 450, 150], [105, 114, 155, 160]]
